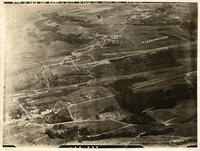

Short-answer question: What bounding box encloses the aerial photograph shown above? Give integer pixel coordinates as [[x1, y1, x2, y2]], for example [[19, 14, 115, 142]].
[[3, 2, 197, 147]]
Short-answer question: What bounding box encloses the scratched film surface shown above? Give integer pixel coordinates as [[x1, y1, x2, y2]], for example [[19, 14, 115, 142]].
[[3, 3, 197, 147]]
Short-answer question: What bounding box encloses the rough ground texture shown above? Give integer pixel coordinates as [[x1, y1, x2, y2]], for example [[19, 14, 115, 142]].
[[4, 2, 197, 147]]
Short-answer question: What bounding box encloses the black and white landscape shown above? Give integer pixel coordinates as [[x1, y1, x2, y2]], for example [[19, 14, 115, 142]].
[[3, 2, 197, 147]]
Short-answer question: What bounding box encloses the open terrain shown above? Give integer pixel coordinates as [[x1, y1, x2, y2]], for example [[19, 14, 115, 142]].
[[3, 2, 197, 147]]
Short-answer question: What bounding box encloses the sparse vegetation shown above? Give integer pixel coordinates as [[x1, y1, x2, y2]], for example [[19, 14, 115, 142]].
[[4, 2, 197, 146]]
